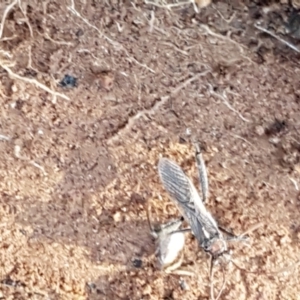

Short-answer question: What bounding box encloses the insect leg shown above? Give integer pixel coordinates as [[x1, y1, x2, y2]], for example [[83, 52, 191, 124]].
[[194, 142, 209, 203], [218, 226, 249, 242], [218, 226, 235, 236], [170, 227, 191, 234]]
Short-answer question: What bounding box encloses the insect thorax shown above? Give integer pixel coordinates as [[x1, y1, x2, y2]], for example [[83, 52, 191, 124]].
[[203, 237, 227, 258]]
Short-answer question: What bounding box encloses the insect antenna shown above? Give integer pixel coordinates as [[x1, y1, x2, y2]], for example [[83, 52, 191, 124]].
[[209, 256, 226, 300], [221, 223, 265, 276], [146, 200, 155, 233], [194, 142, 209, 203]]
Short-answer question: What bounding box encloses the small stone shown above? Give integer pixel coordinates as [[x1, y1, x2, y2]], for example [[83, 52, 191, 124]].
[[130, 193, 145, 204], [86, 282, 96, 292], [76, 29, 84, 37], [97, 71, 114, 91], [179, 279, 189, 290], [59, 74, 77, 88], [143, 284, 152, 295], [12, 85, 18, 93], [195, 0, 211, 8], [280, 236, 291, 245], [132, 258, 143, 268], [62, 283, 72, 292], [294, 164, 300, 174], [113, 211, 121, 222], [255, 125, 265, 136], [269, 137, 280, 145]]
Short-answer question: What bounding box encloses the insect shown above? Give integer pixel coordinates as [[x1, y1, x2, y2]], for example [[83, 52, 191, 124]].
[[158, 143, 245, 298], [146, 201, 193, 275]]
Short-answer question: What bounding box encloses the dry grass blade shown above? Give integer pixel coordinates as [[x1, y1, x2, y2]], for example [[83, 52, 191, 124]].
[[0, 0, 18, 39], [0, 0, 33, 39], [0, 134, 10, 141], [1, 64, 70, 101], [239, 222, 264, 238], [145, 0, 200, 13], [17, 0, 33, 38], [254, 24, 300, 53], [199, 24, 255, 64]]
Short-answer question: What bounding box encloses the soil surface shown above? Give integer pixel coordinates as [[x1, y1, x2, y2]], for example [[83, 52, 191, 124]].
[[0, 1, 300, 299]]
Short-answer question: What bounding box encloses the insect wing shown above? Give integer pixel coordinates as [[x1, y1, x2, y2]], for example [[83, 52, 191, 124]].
[[158, 158, 219, 245]]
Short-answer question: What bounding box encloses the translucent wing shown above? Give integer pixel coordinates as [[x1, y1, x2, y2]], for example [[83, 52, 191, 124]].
[[158, 158, 220, 246]]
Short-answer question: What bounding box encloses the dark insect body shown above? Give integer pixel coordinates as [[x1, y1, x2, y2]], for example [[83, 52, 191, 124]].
[[158, 143, 247, 299]]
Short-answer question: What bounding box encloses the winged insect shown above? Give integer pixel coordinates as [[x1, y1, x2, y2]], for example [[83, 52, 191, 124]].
[[158, 143, 247, 298], [146, 201, 192, 275]]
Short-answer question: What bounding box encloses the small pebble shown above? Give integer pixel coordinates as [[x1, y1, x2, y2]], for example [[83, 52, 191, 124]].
[[132, 258, 143, 268], [76, 29, 84, 37], [269, 137, 280, 145], [179, 278, 189, 290], [142, 284, 152, 295], [60, 74, 77, 88], [255, 125, 265, 136], [97, 71, 114, 91], [113, 211, 121, 222]]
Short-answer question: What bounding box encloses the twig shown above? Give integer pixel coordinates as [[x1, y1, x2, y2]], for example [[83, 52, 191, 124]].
[[213, 5, 236, 23], [30, 161, 47, 176], [68, 0, 155, 73], [0, 134, 10, 141], [17, 0, 33, 38], [0, 49, 13, 59], [145, 0, 199, 13], [77, 49, 101, 62], [0, 35, 17, 41], [148, 10, 155, 33], [14, 145, 47, 176], [0, 0, 18, 39], [1, 64, 70, 101], [229, 134, 255, 148], [108, 70, 211, 143], [160, 41, 188, 55], [289, 177, 299, 191], [239, 222, 263, 238], [167, 269, 194, 276], [141, 9, 169, 36], [208, 85, 251, 123], [43, 32, 73, 46], [254, 24, 300, 53], [199, 24, 254, 64], [172, 69, 211, 94]]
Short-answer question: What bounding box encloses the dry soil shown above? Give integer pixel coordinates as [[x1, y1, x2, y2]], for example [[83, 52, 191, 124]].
[[0, 0, 300, 299]]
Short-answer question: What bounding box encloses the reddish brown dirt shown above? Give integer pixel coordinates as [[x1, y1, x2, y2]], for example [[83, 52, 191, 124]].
[[1, 1, 300, 299]]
